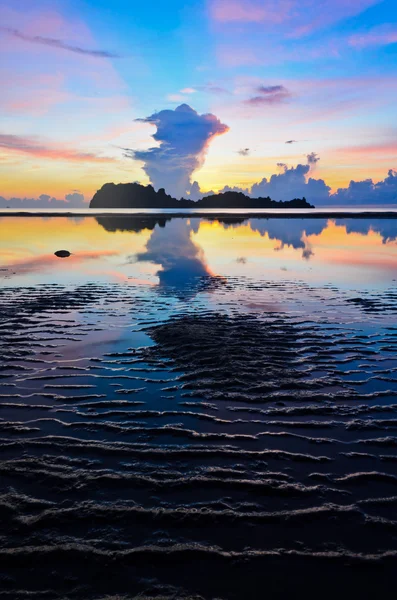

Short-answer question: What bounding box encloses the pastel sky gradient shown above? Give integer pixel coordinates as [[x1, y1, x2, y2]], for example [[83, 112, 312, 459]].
[[1, 0, 396, 204]]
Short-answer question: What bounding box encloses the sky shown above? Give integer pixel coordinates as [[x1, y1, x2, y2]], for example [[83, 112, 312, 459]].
[[0, 0, 397, 206]]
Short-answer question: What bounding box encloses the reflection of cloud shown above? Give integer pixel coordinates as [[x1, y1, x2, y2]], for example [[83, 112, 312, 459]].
[[249, 217, 397, 260], [1, 250, 117, 274], [130, 104, 229, 199], [249, 217, 326, 260], [0, 26, 120, 58], [131, 220, 215, 297], [334, 219, 397, 244]]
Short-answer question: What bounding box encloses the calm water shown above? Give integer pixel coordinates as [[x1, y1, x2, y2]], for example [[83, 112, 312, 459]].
[[0, 215, 397, 598]]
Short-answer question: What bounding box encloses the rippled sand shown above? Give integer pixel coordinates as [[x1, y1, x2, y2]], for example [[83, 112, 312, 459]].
[[0, 272, 396, 599]]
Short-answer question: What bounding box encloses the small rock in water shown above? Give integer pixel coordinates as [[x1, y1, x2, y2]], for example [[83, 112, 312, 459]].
[[54, 250, 71, 258]]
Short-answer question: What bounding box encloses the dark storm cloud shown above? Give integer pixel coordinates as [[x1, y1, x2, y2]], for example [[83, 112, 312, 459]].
[[0, 26, 120, 58]]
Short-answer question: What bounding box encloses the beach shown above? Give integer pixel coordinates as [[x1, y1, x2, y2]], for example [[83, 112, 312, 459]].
[[0, 214, 396, 598]]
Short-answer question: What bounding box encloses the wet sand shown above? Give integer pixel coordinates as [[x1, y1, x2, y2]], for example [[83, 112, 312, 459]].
[[1, 274, 397, 598]]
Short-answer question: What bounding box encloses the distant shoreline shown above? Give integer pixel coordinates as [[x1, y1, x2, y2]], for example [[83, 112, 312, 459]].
[[1, 208, 397, 218]]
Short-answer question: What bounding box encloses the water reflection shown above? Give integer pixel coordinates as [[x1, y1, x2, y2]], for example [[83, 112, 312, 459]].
[[132, 219, 218, 298], [96, 216, 171, 233], [0, 216, 396, 295]]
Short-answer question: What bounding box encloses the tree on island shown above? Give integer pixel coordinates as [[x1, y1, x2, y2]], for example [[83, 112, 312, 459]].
[[90, 183, 314, 209]]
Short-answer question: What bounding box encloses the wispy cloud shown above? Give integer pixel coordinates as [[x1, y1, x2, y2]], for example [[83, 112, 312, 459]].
[[0, 26, 120, 58], [0, 134, 116, 163], [349, 26, 397, 49], [210, 0, 278, 23], [210, 0, 382, 37], [332, 141, 397, 157], [197, 84, 232, 95], [245, 84, 291, 106]]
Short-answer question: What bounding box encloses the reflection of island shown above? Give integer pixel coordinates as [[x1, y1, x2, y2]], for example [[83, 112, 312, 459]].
[[93, 215, 397, 299], [95, 216, 171, 233], [90, 183, 314, 209]]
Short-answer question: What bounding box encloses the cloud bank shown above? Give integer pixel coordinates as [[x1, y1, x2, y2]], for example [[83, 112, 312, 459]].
[[0, 192, 85, 209], [130, 104, 229, 199], [222, 158, 397, 206], [332, 170, 397, 205]]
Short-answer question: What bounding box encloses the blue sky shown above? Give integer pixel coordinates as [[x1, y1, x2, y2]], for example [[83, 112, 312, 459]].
[[0, 0, 396, 204]]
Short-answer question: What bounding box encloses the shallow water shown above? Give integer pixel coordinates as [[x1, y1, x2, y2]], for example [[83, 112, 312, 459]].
[[0, 215, 397, 599]]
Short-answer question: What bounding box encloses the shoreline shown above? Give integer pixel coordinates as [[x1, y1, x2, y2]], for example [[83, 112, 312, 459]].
[[1, 208, 397, 218]]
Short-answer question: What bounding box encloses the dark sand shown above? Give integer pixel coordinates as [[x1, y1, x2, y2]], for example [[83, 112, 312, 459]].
[[0, 277, 397, 598]]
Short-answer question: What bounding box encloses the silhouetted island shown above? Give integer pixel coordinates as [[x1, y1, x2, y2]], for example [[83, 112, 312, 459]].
[[89, 183, 314, 209]]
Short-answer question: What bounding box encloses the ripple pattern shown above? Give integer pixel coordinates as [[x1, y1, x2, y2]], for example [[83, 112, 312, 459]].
[[0, 280, 396, 598]]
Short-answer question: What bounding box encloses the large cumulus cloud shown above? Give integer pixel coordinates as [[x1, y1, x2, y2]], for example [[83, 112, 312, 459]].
[[331, 169, 397, 205], [131, 104, 229, 199], [250, 160, 331, 203], [227, 159, 397, 206]]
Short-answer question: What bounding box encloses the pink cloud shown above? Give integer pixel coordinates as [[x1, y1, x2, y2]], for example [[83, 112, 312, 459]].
[[209, 0, 381, 37], [0, 134, 116, 163], [349, 27, 397, 48], [210, 0, 287, 24], [0, 70, 70, 116], [334, 142, 397, 157], [217, 45, 263, 67]]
